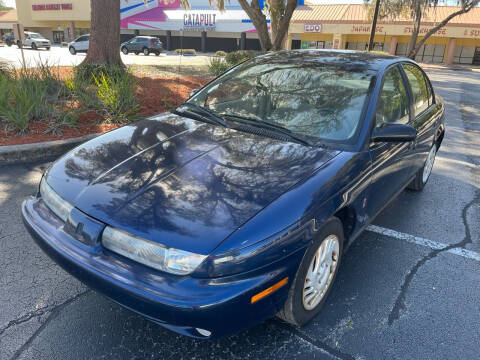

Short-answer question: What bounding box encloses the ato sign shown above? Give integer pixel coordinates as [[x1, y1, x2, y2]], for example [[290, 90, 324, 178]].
[[304, 24, 322, 33], [183, 13, 217, 31]]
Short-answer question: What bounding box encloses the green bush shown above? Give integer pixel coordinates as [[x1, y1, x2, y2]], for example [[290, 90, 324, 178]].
[[215, 50, 227, 57], [225, 50, 261, 66], [92, 70, 140, 123], [74, 63, 127, 84], [174, 48, 196, 55], [208, 57, 230, 77]]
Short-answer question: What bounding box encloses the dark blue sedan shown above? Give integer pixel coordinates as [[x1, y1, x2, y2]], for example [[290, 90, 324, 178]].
[[22, 50, 445, 339]]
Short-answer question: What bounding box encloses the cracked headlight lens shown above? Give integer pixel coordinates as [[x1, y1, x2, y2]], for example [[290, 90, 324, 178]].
[[102, 227, 207, 275], [40, 177, 73, 222]]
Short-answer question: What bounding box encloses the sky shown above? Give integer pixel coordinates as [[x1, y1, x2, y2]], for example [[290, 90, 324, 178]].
[[3, 0, 15, 8]]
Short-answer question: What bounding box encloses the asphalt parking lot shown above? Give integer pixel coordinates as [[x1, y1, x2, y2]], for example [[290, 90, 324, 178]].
[[0, 44, 210, 68], [0, 69, 479, 360]]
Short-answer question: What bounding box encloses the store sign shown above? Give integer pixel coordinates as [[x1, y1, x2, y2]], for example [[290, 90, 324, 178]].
[[183, 13, 216, 31], [304, 24, 322, 33], [32, 3, 73, 11]]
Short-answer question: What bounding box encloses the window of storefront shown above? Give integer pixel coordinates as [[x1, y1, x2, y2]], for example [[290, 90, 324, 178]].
[[473, 47, 480, 66], [346, 42, 385, 51], [395, 43, 444, 63], [52, 31, 64, 43], [306, 40, 332, 49], [454, 46, 475, 64]]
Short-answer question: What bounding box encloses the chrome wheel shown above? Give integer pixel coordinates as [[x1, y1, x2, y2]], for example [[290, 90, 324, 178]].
[[302, 235, 340, 311], [422, 145, 436, 184]]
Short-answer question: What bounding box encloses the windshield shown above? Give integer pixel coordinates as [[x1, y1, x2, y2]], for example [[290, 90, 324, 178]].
[[29, 33, 43, 39], [188, 57, 374, 143]]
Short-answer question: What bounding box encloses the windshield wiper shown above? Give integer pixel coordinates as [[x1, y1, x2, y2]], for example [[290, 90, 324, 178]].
[[219, 113, 314, 147], [174, 103, 230, 128]]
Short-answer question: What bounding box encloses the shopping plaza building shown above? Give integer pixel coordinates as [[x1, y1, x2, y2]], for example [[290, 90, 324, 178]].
[[12, 0, 480, 65]]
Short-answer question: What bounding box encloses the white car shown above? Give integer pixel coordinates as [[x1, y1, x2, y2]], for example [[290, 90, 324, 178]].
[[18, 31, 51, 50], [68, 34, 89, 55]]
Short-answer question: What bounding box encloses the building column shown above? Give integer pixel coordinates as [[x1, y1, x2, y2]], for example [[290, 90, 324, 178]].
[[240, 32, 246, 50], [285, 34, 292, 50], [201, 31, 207, 53], [166, 30, 172, 51], [446, 38, 456, 65], [69, 21, 75, 41], [332, 34, 344, 49], [389, 36, 398, 55]]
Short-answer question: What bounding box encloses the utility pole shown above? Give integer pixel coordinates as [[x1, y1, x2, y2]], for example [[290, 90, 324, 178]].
[[368, 0, 381, 51]]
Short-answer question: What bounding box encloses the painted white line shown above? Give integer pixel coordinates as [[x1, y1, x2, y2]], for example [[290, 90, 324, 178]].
[[366, 225, 480, 262]]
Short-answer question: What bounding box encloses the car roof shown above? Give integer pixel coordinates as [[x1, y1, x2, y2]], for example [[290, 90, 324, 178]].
[[259, 49, 412, 73]]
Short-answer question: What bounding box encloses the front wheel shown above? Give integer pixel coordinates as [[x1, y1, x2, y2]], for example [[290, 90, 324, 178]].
[[143, 47, 149, 56], [69, 46, 76, 55], [408, 143, 437, 191], [46, 46, 50, 51], [121, 47, 128, 55], [277, 217, 344, 327]]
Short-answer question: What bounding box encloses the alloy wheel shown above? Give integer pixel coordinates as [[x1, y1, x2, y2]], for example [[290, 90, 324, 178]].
[[422, 145, 436, 184], [302, 235, 340, 311]]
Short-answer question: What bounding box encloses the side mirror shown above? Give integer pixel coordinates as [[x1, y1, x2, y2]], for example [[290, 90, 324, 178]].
[[189, 89, 199, 98], [372, 123, 417, 142]]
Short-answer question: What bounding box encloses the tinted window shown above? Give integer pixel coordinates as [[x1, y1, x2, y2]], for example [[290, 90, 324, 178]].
[[77, 36, 87, 42], [403, 63, 429, 115], [376, 66, 409, 126], [188, 60, 374, 143]]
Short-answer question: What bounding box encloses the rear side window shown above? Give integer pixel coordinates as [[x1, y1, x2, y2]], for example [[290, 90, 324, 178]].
[[403, 63, 430, 115], [376, 66, 410, 126]]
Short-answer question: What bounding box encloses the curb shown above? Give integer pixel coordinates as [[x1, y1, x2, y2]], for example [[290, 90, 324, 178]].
[[0, 133, 100, 165]]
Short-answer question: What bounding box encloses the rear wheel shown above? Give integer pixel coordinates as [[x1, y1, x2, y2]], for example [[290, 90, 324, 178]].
[[121, 46, 128, 55], [31, 42, 37, 50], [278, 217, 343, 326], [46, 47, 50, 51], [408, 143, 437, 191], [69, 46, 76, 55], [143, 47, 149, 56], [155, 51, 160, 56]]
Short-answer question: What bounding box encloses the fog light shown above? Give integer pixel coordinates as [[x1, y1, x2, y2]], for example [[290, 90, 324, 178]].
[[196, 328, 211, 337]]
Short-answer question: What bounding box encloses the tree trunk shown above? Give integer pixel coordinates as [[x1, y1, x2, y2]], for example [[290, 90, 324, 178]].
[[271, 0, 297, 50], [406, 3, 422, 59], [83, 0, 123, 66], [238, 0, 272, 51], [409, 5, 476, 59]]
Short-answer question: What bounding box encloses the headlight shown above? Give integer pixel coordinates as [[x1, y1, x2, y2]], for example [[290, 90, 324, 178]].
[[102, 227, 207, 275], [40, 177, 73, 222]]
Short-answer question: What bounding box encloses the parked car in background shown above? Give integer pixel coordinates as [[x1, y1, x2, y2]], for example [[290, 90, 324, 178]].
[[17, 31, 50, 50], [22, 50, 445, 339], [68, 34, 90, 55], [121, 36, 163, 56], [2, 32, 14, 46]]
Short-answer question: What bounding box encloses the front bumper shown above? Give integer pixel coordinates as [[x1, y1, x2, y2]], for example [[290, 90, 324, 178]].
[[22, 197, 303, 338]]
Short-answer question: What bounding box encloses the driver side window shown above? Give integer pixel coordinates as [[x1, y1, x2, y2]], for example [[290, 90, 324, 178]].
[[376, 66, 410, 127]]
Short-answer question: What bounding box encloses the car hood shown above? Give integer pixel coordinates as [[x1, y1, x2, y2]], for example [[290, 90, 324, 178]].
[[46, 113, 338, 254]]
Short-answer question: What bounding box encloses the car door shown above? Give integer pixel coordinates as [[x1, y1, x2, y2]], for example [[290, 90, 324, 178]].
[[367, 64, 415, 217], [76, 36, 87, 51], [131, 38, 141, 52], [401, 63, 438, 173], [23, 34, 31, 46], [82, 35, 90, 51]]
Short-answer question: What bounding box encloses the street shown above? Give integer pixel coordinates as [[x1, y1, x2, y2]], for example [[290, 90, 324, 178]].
[[0, 45, 211, 68], [0, 68, 479, 360]]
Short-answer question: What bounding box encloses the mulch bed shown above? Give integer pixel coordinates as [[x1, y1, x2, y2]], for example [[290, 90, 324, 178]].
[[0, 68, 210, 146]]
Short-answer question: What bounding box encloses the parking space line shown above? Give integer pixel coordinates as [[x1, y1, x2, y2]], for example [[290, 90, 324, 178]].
[[366, 225, 480, 262]]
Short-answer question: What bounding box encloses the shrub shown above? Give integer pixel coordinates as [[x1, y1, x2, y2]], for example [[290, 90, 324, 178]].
[[215, 50, 227, 57], [92, 70, 140, 123], [74, 63, 127, 85], [208, 57, 230, 77], [225, 50, 261, 66], [174, 48, 196, 55]]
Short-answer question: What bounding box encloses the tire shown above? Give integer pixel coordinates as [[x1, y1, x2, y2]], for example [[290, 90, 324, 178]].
[[46, 47, 50, 51], [155, 51, 160, 56], [134, 51, 139, 55], [408, 143, 437, 191], [31, 42, 37, 50], [277, 217, 344, 327], [143, 47, 149, 56], [121, 47, 129, 55], [16, 40, 21, 48], [69, 46, 76, 55]]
